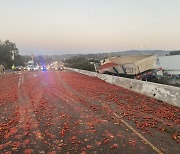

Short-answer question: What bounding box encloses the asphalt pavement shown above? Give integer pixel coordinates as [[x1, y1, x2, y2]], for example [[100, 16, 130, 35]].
[[0, 71, 179, 154]]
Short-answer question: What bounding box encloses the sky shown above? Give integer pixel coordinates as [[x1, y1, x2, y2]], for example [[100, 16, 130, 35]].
[[0, 0, 180, 55]]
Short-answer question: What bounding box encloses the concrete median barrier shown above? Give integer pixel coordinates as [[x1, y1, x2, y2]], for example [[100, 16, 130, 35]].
[[68, 68, 180, 108]]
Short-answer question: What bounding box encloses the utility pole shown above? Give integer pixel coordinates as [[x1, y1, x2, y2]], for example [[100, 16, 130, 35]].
[[12, 51, 15, 61], [32, 54, 34, 62], [11, 51, 15, 72]]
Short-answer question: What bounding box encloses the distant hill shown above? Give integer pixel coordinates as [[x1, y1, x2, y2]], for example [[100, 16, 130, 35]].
[[44, 50, 171, 61], [47, 54, 83, 61]]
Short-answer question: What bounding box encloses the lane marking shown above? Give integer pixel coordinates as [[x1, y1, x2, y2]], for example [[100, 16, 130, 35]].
[[56, 72, 163, 153], [22, 74, 24, 84], [18, 74, 44, 143], [18, 75, 22, 87], [113, 112, 163, 154]]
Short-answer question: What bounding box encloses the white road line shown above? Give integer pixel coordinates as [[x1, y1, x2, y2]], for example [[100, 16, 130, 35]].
[[113, 112, 163, 154], [52, 72, 163, 153], [18, 74, 44, 142], [18, 75, 22, 87], [22, 74, 24, 84]]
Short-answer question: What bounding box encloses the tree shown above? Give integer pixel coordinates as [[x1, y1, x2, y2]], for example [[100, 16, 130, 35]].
[[63, 56, 95, 71], [0, 40, 25, 68], [169, 50, 180, 55]]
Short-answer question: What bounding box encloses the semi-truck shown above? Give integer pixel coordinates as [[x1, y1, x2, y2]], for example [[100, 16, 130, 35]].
[[96, 55, 162, 82]]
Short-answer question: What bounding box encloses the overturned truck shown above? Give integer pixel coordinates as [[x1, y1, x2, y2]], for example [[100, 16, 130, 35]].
[[96, 55, 161, 81]]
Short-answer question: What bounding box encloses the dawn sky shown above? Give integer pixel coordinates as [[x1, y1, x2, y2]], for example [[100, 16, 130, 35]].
[[0, 0, 180, 55]]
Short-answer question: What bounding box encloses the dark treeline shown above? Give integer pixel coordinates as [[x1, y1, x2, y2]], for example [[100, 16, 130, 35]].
[[169, 50, 180, 55], [0, 40, 25, 68], [63, 56, 97, 72]]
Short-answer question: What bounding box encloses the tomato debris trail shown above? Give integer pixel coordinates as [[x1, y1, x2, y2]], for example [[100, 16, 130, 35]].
[[0, 71, 179, 154]]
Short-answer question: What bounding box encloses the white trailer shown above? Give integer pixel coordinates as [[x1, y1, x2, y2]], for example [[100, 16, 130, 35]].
[[158, 55, 180, 75]]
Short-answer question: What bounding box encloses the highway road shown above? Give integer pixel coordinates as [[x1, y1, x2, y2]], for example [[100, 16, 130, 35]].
[[0, 70, 179, 154]]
